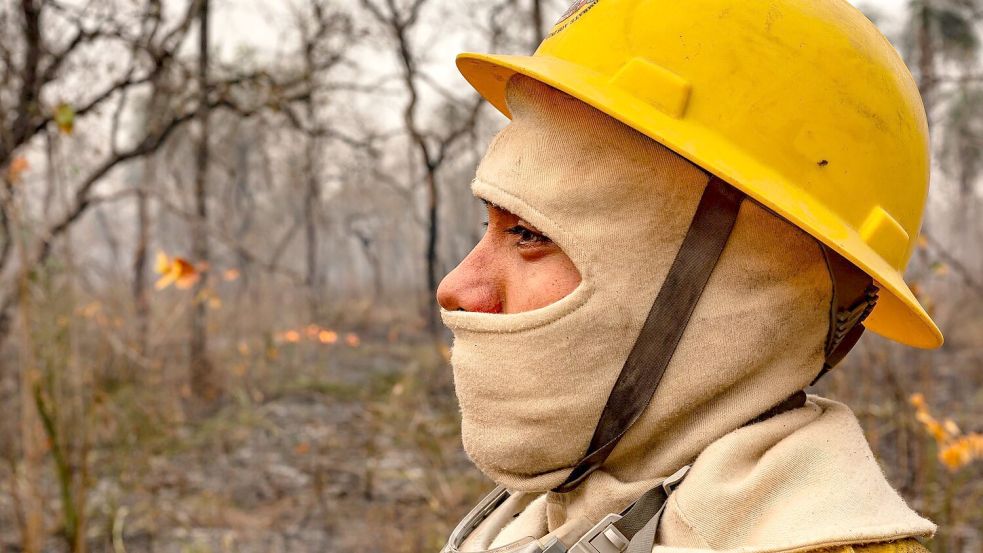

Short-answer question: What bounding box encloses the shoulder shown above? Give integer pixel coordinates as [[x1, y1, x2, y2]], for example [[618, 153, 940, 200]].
[[817, 539, 932, 553]]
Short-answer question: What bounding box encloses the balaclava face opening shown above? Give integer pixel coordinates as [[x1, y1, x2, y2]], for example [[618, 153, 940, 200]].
[[440, 75, 833, 526]]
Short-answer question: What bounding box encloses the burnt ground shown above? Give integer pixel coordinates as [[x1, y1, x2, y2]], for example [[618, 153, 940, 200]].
[[0, 340, 488, 553]]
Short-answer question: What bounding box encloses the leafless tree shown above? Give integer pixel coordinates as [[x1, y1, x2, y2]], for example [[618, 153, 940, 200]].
[[532, 0, 546, 47], [359, 0, 484, 331], [291, 1, 358, 320], [188, 0, 215, 400]]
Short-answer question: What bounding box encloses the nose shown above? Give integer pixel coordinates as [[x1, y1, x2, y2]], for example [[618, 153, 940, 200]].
[[436, 246, 503, 314]]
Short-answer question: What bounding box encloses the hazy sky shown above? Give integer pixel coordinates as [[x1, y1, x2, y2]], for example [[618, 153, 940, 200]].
[[209, 0, 915, 123], [213, 0, 913, 65]]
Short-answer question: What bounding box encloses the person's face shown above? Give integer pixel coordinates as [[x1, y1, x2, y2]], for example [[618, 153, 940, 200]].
[[436, 200, 582, 314]]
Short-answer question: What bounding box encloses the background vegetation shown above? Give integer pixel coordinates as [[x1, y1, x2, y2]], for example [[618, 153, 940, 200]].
[[0, 1, 980, 552]]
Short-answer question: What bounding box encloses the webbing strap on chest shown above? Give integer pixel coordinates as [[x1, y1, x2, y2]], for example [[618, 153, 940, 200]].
[[534, 465, 691, 553], [554, 176, 745, 493]]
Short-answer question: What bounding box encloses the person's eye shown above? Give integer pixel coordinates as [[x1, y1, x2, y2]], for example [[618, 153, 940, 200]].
[[505, 224, 553, 246]]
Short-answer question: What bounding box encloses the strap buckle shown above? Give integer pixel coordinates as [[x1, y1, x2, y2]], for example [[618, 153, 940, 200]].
[[442, 486, 512, 552], [568, 514, 627, 553], [568, 465, 691, 553], [662, 464, 690, 492]]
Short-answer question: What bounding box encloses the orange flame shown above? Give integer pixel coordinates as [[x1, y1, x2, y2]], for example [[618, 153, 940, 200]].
[[154, 252, 199, 290]]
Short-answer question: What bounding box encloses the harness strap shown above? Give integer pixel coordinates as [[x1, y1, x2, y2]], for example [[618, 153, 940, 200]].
[[554, 176, 745, 493], [559, 465, 690, 553], [613, 465, 689, 539]]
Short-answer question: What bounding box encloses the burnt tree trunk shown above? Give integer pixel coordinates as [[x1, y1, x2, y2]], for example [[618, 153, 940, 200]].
[[190, 0, 216, 400], [532, 0, 545, 47], [134, 164, 151, 358], [424, 164, 439, 331], [303, 32, 322, 321], [915, 1, 938, 115]]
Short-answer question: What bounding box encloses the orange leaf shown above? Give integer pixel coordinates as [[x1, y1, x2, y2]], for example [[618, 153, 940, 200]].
[[54, 103, 75, 134], [154, 253, 199, 290], [154, 271, 178, 291], [937, 437, 982, 472], [909, 393, 925, 409], [944, 419, 961, 435], [6, 156, 28, 184], [154, 251, 171, 274], [438, 342, 452, 363], [909, 283, 923, 299], [173, 259, 199, 289], [916, 234, 929, 250]]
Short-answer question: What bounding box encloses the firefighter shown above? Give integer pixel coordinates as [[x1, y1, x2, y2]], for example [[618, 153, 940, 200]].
[[435, 2, 941, 552]]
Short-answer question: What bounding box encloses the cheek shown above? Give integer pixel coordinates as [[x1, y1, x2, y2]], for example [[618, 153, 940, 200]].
[[439, 227, 583, 315], [504, 253, 582, 313]]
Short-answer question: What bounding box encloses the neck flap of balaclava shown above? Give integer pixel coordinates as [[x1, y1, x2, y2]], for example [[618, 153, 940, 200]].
[[440, 74, 835, 528]]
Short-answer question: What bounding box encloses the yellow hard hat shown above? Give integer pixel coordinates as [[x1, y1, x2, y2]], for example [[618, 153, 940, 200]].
[[457, 0, 943, 348]]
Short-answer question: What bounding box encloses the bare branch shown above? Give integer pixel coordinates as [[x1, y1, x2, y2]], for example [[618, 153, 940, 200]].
[[39, 27, 95, 85], [281, 101, 380, 152], [405, 0, 430, 28], [433, 97, 484, 168], [147, 188, 307, 286], [0, 92, 275, 339], [109, 80, 131, 156], [0, 202, 10, 276], [159, 0, 203, 54], [922, 233, 983, 299], [359, 0, 389, 26], [11, 0, 44, 151]]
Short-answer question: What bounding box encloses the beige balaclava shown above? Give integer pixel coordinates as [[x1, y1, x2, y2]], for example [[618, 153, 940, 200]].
[[440, 75, 934, 550]]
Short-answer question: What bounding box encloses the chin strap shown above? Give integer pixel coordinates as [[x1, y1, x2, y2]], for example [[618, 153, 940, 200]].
[[813, 248, 879, 385], [553, 176, 745, 493]]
